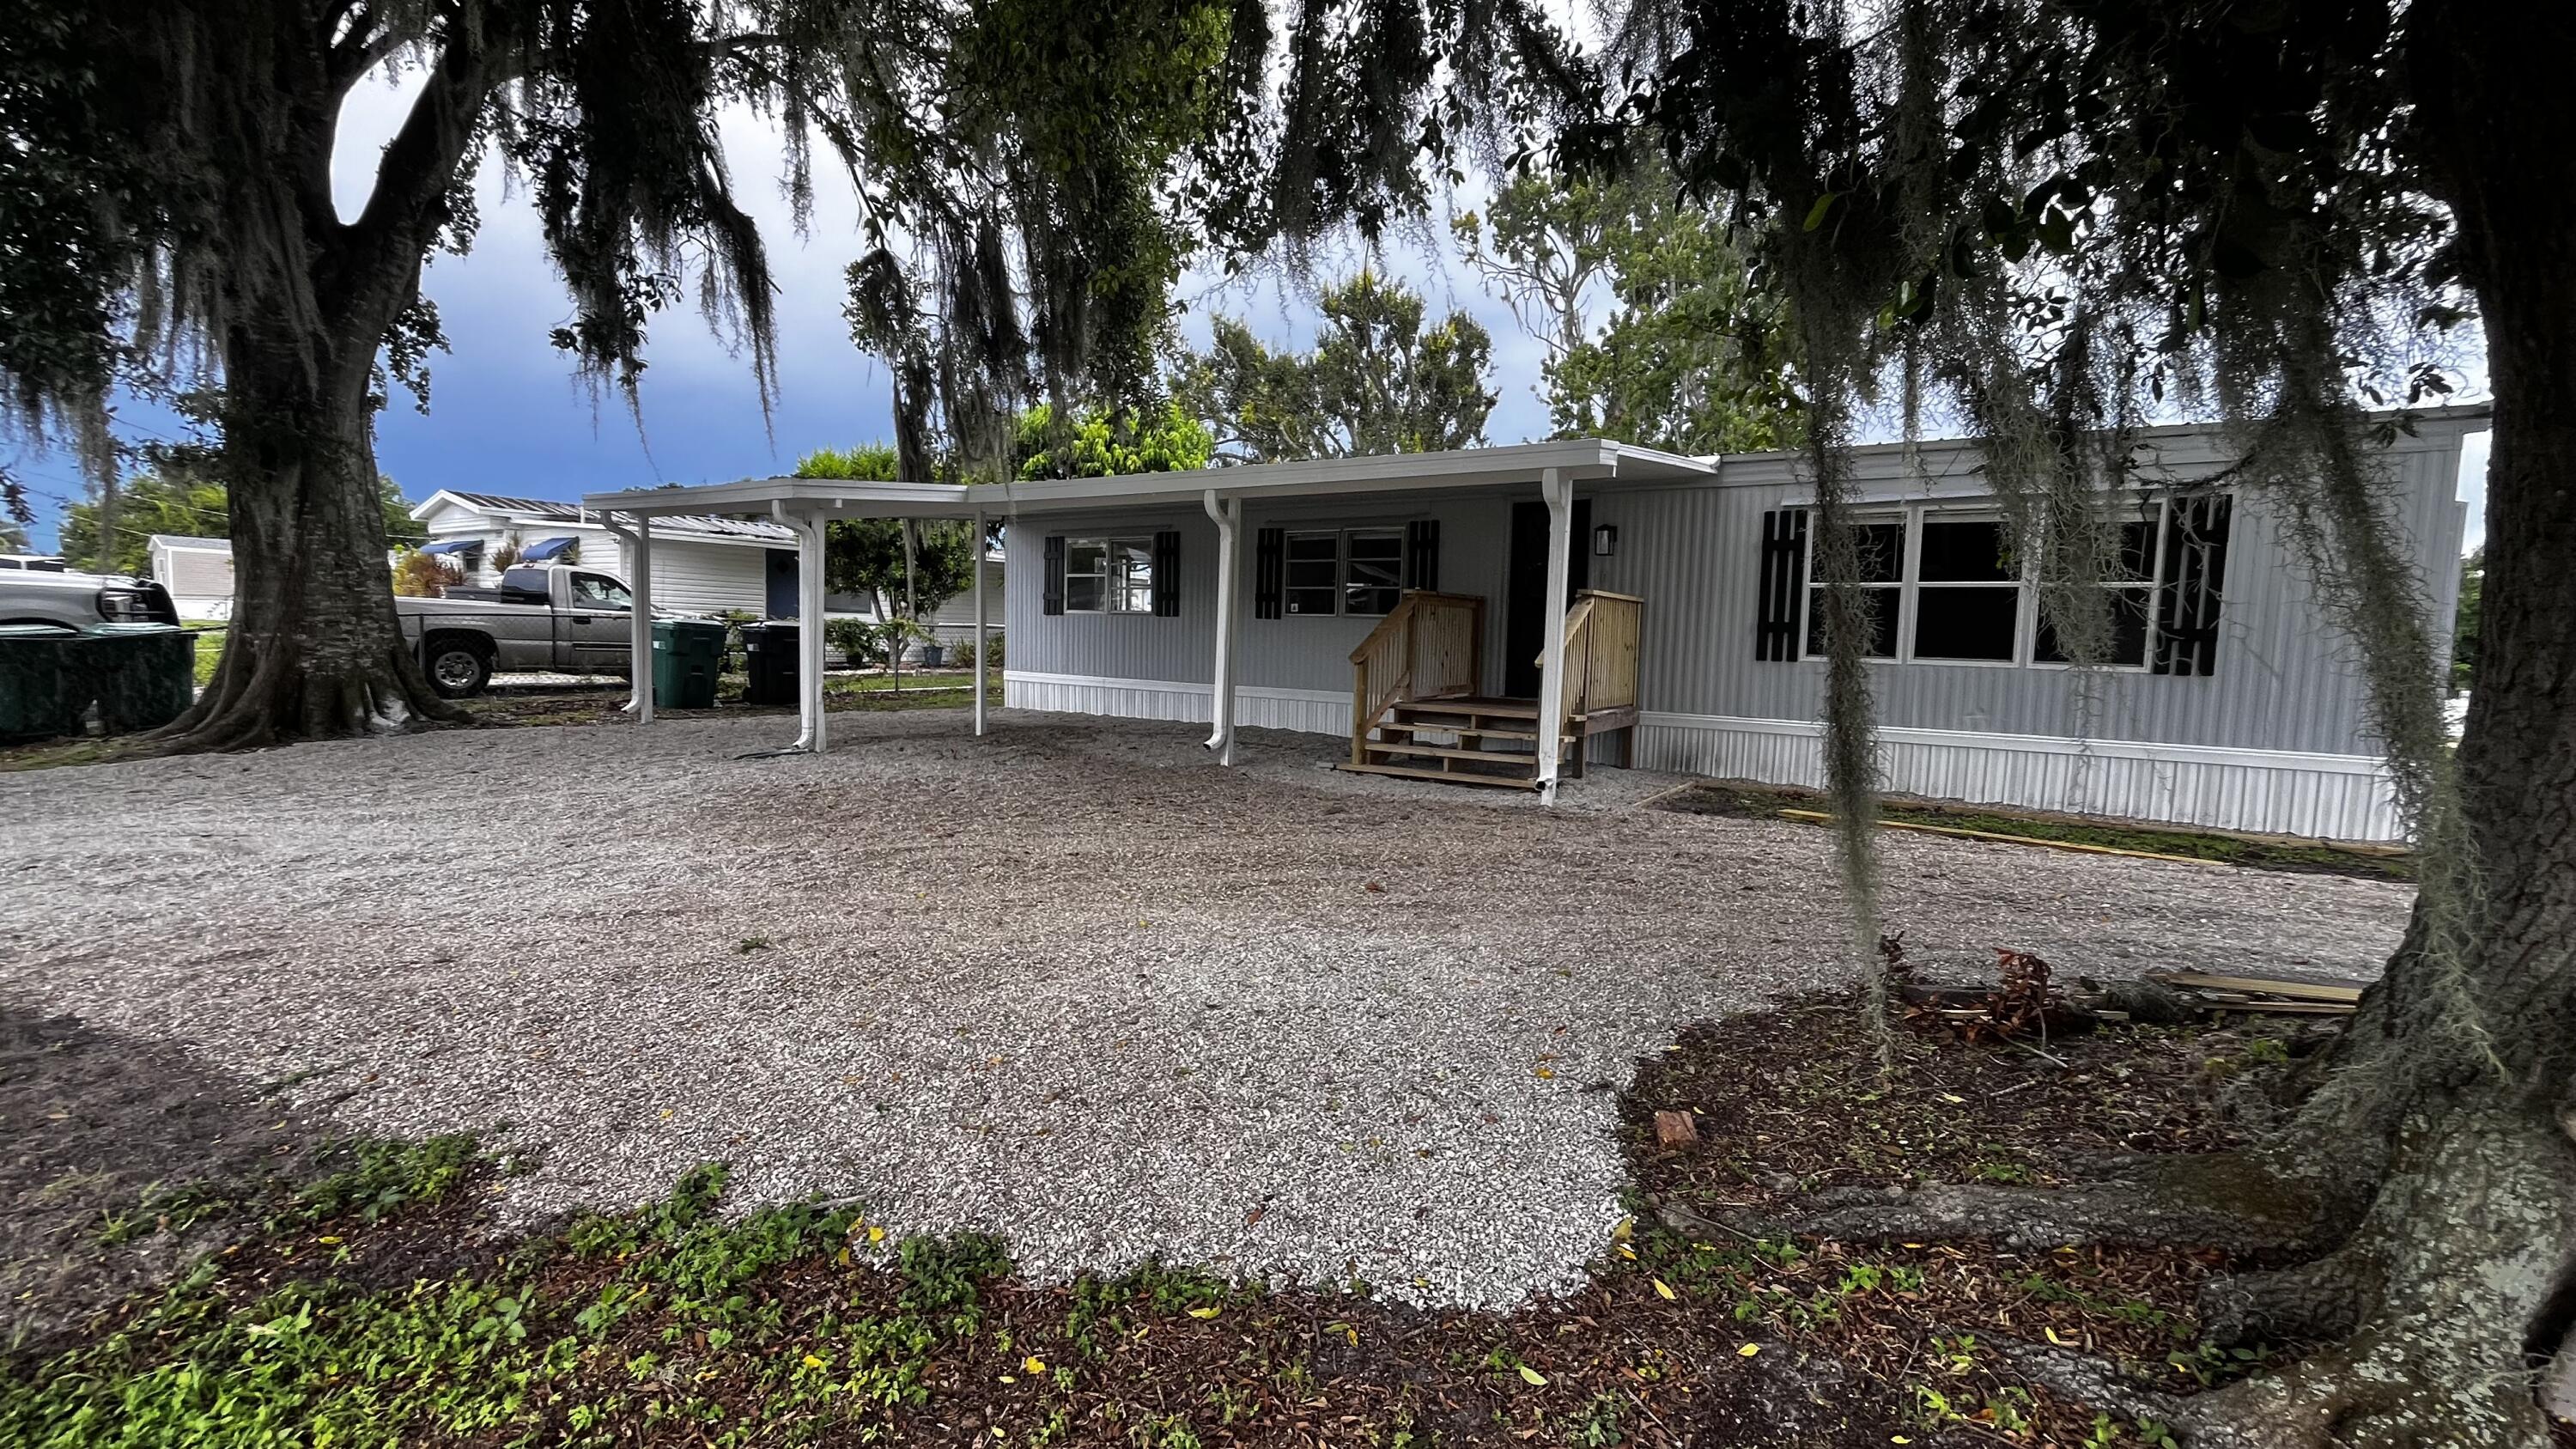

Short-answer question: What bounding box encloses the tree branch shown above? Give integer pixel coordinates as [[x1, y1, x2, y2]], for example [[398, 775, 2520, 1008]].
[[340, 9, 518, 312]]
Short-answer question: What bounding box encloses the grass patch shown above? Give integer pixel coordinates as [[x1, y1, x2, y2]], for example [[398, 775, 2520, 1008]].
[[1662, 781, 2413, 880], [186, 626, 226, 687]]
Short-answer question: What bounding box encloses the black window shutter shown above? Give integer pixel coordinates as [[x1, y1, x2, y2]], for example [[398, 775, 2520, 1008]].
[[1404, 519, 1440, 591], [1254, 527, 1285, 620], [2154, 494, 2232, 676], [1042, 535, 1066, 616], [1755, 509, 1808, 661], [1151, 530, 1181, 617]]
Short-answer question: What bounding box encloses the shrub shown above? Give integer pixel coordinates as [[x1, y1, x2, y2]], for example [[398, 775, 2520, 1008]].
[[825, 616, 878, 667], [391, 549, 452, 598], [951, 631, 1001, 672]]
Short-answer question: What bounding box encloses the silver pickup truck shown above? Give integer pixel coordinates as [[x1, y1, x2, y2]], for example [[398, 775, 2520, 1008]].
[[0, 563, 181, 629], [397, 564, 641, 697]]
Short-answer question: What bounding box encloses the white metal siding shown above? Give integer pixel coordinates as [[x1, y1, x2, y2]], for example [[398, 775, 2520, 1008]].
[[1005, 494, 1517, 695], [645, 542, 769, 618], [160, 546, 234, 600], [1585, 435, 2468, 758], [999, 423, 2474, 841]]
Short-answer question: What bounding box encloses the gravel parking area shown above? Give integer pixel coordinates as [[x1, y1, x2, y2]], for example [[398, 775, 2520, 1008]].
[[0, 709, 2413, 1307]]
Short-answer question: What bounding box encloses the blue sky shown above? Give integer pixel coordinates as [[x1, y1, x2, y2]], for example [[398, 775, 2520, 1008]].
[[9, 80, 2488, 555], [7, 83, 1547, 554]]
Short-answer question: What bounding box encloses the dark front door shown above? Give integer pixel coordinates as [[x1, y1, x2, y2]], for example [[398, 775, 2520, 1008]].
[[1502, 497, 1592, 698], [765, 549, 799, 618]]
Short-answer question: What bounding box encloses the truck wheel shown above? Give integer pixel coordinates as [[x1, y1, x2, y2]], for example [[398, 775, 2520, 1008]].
[[422, 634, 493, 698]]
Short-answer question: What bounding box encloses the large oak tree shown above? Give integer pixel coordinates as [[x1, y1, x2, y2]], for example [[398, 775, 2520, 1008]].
[[1519, 0, 2571, 1441], [0, 0, 1327, 747]]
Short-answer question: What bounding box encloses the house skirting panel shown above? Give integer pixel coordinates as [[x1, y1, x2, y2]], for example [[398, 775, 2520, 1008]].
[[999, 672, 2399, 841], [1633, 711, 2402, 842], [1004, 670, 1353, 736]]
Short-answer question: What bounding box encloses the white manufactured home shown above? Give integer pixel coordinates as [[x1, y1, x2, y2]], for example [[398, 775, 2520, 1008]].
[[585, 410, 2481, 842], [145, 534, 238, 618]]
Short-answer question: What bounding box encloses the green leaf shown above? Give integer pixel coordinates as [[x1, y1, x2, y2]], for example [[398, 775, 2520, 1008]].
[[1802, 192, 1839, 232]]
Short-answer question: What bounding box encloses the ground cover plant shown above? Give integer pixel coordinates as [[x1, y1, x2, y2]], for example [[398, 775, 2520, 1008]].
[[4, 978, 2394, 1448]]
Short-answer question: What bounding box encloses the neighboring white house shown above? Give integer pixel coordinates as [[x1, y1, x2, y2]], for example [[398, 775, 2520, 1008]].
[[831, 546, 1006, 649], [147, 534, 238, 619], [410, 490, 800, 618]]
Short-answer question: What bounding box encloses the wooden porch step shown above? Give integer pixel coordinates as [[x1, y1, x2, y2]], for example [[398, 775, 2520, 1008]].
[[1364, 740, 1551, 765], [1376, 720, 1542, 740], [1395, 696, 1540, 719], [1335, 761, 1539, 789]]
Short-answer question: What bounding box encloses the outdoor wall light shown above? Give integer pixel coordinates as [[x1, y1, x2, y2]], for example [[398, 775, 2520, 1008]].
[[1592, 523, 1619, 557]]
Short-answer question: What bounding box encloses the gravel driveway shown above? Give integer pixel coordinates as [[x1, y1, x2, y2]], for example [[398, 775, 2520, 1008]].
[[0, 709, 2413, 1306]]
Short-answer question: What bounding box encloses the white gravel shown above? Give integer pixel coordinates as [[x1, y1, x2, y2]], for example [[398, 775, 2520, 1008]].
[[0, 709, 2413, 1306]]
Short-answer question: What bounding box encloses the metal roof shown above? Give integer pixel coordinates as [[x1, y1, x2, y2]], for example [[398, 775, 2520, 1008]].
[[420, 489, 797, 541]]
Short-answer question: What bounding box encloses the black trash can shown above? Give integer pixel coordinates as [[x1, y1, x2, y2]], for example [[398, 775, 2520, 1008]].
[[740, 621, 800, 706], [0, 624, 81, 741], [74, 623, 194, 734]]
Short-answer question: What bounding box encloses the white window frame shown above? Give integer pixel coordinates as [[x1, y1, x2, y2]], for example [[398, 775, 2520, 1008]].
[[1905, 509, 2024, 668], [1797, 498, 2170, 671], [1063, 535, 1157, 615], [1280, 527, 1408, 618], [1798, 511, 1908, 663], [2027, 496, 2167, 673]]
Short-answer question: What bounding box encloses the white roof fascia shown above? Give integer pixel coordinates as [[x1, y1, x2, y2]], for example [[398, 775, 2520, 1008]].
[[578, 440, 1719, 521], [583, 478, 980, 519], [965, 440, 1714, 515]]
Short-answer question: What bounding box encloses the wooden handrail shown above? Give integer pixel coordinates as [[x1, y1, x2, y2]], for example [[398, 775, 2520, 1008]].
[[1534, 588, 1642, 738], [1349, 591, 1485, 665], [1350, 589, 1485, 764]]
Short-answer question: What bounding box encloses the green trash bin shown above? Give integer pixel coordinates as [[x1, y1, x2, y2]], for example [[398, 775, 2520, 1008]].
[[0, 624, 82, 741], [739, 621, 799, 706], [652, 618, 726, 709], [74, 623, 194, 734]]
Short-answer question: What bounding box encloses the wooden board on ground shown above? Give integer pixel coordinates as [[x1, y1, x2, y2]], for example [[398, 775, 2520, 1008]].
[[2148, 971, 2366, 1003]]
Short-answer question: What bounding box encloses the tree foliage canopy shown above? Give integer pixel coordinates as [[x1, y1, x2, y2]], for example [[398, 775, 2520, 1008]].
[[1013, 403, 1213, 480], [60, 471, 422, 577], [1174, 271, 1497, 463], [1456, 156, 1801, 454]]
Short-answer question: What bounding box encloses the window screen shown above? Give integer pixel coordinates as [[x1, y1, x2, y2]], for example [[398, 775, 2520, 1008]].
[[1911, 518, 2020, 661], [1344, 530, 1404, 616], [1283, 533, 1340, 616]]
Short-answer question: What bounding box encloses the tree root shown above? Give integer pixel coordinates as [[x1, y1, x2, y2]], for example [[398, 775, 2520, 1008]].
[[150, 634, 464, 754], [1788, 1151, 2326, 1257], [2197, 1250, 2371, 1347], [1938, 1110, 2576, 1449]]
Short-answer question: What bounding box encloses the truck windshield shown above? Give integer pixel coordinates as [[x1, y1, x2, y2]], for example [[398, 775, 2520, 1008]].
[[571, 574, 632, 609]]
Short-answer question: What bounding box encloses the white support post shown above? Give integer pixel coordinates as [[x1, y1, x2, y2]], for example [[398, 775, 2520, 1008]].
[[1534, 467, 1572, 804], [1202, 490, 1241, 765], [793, 509, 829, 755], [972, 508, 988, 738], [610, 514, 653, 723]]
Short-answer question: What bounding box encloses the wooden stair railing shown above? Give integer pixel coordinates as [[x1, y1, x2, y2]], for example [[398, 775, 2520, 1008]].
[[1538, 588, 1643, 756], [1348, 590, 1485, 764]]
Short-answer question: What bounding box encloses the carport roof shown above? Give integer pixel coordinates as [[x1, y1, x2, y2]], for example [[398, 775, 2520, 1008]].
[[580, 438, 1714, 521]]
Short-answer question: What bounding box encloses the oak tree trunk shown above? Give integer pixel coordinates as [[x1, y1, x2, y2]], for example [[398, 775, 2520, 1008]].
[[149, 3, 500, 750], [2175, 7, 2576, 1442], [165, 353, 458, 750]]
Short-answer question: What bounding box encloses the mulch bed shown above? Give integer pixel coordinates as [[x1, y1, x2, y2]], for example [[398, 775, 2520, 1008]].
[[7, 989, 2309, 1447]]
